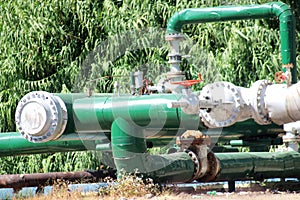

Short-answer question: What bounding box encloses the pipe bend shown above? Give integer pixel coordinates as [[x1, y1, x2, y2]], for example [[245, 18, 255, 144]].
[[167, 11, 185, 34], [166, 2, 297, 83], [269, 2, 293, 18]]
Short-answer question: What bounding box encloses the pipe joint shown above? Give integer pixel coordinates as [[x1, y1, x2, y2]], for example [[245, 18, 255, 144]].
[[269, 2, 293, 18]]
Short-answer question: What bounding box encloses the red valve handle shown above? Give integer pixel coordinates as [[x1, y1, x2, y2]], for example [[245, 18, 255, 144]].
[[171, 79, 202, 87], [275, 71, 287, 83]]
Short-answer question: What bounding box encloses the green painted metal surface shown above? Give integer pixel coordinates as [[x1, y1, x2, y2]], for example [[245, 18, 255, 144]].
[[166, 2, 297, 83], [53, 94, 282, 141], [111, 117, 195, 183], [0, 132, 92, 157], [229, 137, 282, 147], [216, 151, 300, 181], [71, 94, 200, 133]]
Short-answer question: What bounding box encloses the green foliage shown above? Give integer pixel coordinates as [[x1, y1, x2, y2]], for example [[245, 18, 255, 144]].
[[0, 0, 299, 173], [0, 151, 98, 174], [1, 0, 300, 131], [0, 0, 104, 132]]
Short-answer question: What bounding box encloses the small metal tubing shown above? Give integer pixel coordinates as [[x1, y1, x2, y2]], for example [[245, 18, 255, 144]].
[[167, 101, 188, 108]]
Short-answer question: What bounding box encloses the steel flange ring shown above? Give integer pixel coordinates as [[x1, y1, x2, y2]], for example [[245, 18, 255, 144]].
[[15, 91, 67, 143]]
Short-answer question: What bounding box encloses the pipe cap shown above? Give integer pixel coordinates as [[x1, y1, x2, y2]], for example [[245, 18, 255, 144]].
[[15, 91, 67, 143]]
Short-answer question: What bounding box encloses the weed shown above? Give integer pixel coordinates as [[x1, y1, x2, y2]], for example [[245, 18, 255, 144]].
[[99, 169, 161, 198]]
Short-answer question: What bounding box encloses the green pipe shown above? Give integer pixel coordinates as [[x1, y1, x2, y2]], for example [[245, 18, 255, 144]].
[[215, 151, 300, 181], [15, 91, 283, 143], [72, 94, 200, 132], [111, 117, 195, 183], [54, 94, 282, 141], [166, 2, 297, 83], [95, 143, 111, 151], [0, 132, 93, 157], [229, 137, 282, 147], [71, 95, 280, 135]]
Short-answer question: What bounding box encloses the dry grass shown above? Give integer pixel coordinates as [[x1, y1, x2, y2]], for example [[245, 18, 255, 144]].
[[98, 171, 161, 198], [13, 175, 300, 200], [19, 190, 300, 200]]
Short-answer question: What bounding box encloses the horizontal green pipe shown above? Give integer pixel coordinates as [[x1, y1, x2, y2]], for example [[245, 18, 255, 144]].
[[216, 151, 300, 181], [206, 119, 282, 138], [56, 94, 281, 141], [229, 137, 282, 147], [0, 132, 93, 157], [71, 94, 200, 133], [167, 2, 297, 83]]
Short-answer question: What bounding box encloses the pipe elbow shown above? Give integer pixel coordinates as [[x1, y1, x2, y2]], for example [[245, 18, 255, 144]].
[[269, 2, 294, 20], [166, 11, 184, 34]]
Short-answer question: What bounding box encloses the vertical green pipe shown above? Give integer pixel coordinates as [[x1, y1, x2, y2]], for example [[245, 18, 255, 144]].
[[166, 2, 297, 83], [111, 117, 195, 183]]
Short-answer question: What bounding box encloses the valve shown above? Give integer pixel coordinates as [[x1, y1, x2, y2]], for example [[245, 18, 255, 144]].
[[199, 82, 242, 128], [167, 77, 202, 115], [177, 130, 220, 182]]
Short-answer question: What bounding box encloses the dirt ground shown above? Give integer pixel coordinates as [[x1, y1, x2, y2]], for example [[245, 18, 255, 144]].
[[153, 192, 300, 200], [52, 191, 300, 200]]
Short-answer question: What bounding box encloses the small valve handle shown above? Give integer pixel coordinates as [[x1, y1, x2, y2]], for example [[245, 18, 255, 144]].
[[275, 71, 287, 83], [171, 79, 202, 87], [171, 73, 202, 87]]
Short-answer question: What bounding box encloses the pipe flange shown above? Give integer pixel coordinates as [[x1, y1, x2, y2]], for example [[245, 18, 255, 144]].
[[165, 33, 185, 41], [185, 149, 200, 182], [15, 91, 68, 143], [198, 151, 220, 182], [199, 82, 241, 128], [168, 53, 182, 64], [251, 80, 272, 125]]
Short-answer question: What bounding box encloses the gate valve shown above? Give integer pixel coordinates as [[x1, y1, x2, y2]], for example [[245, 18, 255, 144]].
[[167, 74, 203, 114]]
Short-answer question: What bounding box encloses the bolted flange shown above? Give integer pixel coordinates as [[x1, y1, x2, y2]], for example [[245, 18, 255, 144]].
[[15, 91, 67, 143], [250, 80, 272, 125], [199, 82, 241, 128]]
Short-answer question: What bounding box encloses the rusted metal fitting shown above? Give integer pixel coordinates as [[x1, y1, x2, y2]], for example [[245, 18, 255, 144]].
[[176, 130, 211, 150], [197, 152, 220, 182]]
